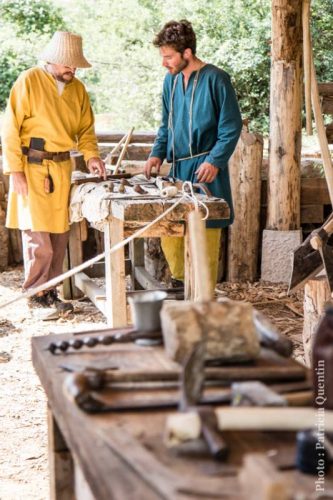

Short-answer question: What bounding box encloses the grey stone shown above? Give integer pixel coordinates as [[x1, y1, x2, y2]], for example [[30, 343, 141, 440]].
[[261, 229, 302, 283]]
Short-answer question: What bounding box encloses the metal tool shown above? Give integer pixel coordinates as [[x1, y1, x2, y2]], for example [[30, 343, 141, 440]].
[[289, 212, 333, 293], [180, 342, 229, 461], [47, 329, 162, 354], [253, 310, 293, 357], [63, 369, 232, 413]]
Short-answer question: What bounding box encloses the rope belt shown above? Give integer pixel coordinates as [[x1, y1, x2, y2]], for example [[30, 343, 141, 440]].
[[175, 150, 210, 162], [22, 146, 71, 163]]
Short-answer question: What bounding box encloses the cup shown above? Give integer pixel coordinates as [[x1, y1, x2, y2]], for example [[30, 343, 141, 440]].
[[128, 290, 167, 332]]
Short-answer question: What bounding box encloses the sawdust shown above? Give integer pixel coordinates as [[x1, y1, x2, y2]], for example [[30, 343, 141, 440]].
[[215, 281, 305, 364], [0, 268, 305, 499]]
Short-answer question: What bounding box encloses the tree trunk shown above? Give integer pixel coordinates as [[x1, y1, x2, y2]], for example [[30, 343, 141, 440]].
[[227, 127, 263, 281], [267, 0, 303, 230], [303, 276, 331, 367]]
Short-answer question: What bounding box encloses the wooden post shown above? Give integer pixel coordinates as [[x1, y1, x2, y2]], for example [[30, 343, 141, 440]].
[[104, 218, 127, 327], [64, 222, 84, 299], [227, 127, 263, 282], [261, 0, 303, 283], [302, 0, 313, 135], [267, 0, 303, 231], [303, 276, 331, 367]]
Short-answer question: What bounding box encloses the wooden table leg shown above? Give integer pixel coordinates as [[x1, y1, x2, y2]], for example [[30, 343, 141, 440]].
[[48, 407, 74, 500], [129, 239, 144, 290], [104, 219, 127, 326], [63, 222, 84, 300]]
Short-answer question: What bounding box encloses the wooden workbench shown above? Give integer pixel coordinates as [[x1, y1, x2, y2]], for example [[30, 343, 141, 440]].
[[67, 192, 230, 327], [32, 329, 333, 500]]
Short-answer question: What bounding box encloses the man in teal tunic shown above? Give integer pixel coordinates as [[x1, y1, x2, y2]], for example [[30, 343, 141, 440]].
[[144, 19, 242, 285]]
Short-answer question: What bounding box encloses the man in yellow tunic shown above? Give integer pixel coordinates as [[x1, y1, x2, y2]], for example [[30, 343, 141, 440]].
[[2, 31, 105, 308]]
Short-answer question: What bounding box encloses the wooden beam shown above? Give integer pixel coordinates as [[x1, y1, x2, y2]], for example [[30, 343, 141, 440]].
[[318, 82, 333, 96], [124, 220, 184, 238], [134, 266, 166, 290], [74, 272, 106, 315], [96, 131, 156, 144]]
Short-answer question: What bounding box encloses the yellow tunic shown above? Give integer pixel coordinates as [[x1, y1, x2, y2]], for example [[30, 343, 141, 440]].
[[2, 67, 100, 233]]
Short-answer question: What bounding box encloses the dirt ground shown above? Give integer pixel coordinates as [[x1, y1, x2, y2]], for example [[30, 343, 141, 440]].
[[0, 267, 305, 500]]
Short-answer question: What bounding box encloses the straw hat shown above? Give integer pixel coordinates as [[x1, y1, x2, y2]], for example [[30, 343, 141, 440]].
[[39, 31, 91, 68]]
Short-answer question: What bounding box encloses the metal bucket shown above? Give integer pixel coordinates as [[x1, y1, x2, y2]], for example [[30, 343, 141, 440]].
[[128, 290, 167, 332]]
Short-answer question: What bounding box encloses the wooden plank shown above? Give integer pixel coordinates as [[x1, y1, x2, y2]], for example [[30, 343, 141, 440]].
[[111, 199, 230, 223], [300, 204, 324, 223], [74, 272, 106, 316], [134, 266, 166, 290], [96, 131, 156, 144], [301, 177, 331, 204], [124, 220, 184, 238], [318, 82, 333, 96], [262, 178, 330, 206], [99, 144, 152, 161], [48, 409, 74, 500]]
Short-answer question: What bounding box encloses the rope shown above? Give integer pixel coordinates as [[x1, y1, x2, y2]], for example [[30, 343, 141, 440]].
[[0, 184, 209, 311]]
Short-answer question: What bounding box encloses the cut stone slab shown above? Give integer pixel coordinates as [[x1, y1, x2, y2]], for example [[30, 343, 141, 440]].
[[261, 229, 302, 283], [161, 299, 260, 363]]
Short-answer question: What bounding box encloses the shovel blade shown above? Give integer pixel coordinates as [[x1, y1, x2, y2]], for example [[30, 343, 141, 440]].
[[289, 238, 323, 292]]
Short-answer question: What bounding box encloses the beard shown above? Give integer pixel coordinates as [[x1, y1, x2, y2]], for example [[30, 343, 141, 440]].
[[167, 57, 189, 75], [55, 71, 75, 83]]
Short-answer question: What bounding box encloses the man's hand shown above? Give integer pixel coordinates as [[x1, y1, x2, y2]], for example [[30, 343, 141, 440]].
[[11, 172, 28, 196], [195, 162, 219, 183], [144, 157, 162, 179], [87, 157, 106, 179]]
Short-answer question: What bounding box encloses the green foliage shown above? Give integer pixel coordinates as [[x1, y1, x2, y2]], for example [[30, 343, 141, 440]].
[[0, 0, 68, 109], [0, 0, 333, 135], [0, 0, 67, 35], [312, 0, 333, 81]]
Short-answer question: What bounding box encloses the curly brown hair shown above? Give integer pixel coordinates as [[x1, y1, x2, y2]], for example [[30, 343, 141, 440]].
[[153, 20, 196, 55]]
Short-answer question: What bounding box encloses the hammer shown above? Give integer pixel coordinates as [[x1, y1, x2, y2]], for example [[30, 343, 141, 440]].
[[161, 210, 261, 364]]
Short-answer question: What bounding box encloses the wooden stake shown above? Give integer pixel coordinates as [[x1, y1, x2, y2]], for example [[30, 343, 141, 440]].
[[113, 127, 135, 175]]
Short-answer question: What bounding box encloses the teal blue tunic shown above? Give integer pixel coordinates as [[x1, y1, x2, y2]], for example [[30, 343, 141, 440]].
[[151, 64, 242, 228]]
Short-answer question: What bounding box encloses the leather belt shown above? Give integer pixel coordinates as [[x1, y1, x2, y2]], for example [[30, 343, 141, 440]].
[[22, 146, 70, 162]]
